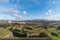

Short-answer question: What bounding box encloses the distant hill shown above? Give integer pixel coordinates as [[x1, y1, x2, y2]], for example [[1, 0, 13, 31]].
[[0, 19, 60, 24]]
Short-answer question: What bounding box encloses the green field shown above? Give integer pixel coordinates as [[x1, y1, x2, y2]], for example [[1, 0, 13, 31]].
[[0, 24, 60, 40]]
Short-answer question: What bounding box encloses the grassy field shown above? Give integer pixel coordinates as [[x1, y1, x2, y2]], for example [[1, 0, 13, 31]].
[[0, 25, 60, 40], [0, 27, 11, 38]]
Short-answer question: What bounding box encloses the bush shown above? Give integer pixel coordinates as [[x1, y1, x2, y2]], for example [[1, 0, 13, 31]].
[[13, 28, 21, 32], [51, 32, 58, 37], [56, 26, 60, 30], [39, 32, 48, 37], [13, 28, 27, 37], [44, 27, 47, 30], [58, 32, 60, 34], [13, 32, 27, 37], [9, 27, 13, 31], [25, 26, 33, 30]]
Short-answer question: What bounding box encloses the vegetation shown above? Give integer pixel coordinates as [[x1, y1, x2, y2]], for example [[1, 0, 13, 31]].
[[56, 26, 60, 30], [0, 27, 11, 38], [39, 32, 48, 37], [51, 32, 58, 37], [24, 26, 33, 30], [0, 22, 60, 40], [12, 28, 27, 37]]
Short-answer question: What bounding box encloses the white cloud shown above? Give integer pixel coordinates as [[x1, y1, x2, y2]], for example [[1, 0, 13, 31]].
[[1, 8, 23, 19], [1, 8, 19, 14], [10, 8, 19, 13], [13, 14, 18, 17], [48, 9, 52, 13], [46, 14, 60, 20], [45, 12, 49, 15], [1, 8, 9, 13], [23, 11, 27, 15], [53, 1, 56, 4], [0, 16, 5, 19], [45, 9, 60, 20], [13, 14, 22, 18], [0, 8, 28, 20], [45, 9, 53, 15]]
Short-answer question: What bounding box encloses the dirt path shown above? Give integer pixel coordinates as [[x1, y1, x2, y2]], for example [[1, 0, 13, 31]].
[[4, 32, 14, 38]]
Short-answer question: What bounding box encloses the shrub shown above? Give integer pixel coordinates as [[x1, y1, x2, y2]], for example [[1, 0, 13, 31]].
[[14, 28, 21, 32], [51, 32, 58, 37], [39, 32, 48, 37], [13, 32, 27, 37], [25, 26, 33, 30], [58, 32, 60, 34], [9, 27, 13, 31], [56, 26, 60, 30], [13, 28, 27, 37], [44, 27, 47, 30]]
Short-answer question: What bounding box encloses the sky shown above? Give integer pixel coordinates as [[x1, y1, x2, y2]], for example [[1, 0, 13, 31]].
[[0, 0, 60, 20]]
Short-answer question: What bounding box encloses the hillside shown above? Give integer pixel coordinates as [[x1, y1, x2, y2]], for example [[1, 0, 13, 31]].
[[0, 20, 60, 40]]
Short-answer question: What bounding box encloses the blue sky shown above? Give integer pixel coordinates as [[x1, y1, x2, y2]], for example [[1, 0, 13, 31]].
[[0, 0, 60, 20]]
